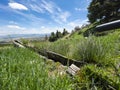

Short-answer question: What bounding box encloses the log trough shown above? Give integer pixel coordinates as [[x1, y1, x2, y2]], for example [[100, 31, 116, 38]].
[[95, 19, 120, 32], [14, 40, 86, 67], [13, 40, 86, 75]]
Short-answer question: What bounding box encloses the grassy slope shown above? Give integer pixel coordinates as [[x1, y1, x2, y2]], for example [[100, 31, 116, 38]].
[[26, 23, 120, 65], [29, 25, 120, 64], [69, 26, 120, 89], [20, 24, 120, 89], [69, 27, 120, 89], [0, 47, 73, 90]]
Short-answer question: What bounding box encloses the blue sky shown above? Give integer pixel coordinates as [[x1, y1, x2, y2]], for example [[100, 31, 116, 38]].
[[0, 0, 91, 35]]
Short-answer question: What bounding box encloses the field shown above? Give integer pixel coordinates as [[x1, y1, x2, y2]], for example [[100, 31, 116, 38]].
[[0, 47, 74, 90], [0, 25, 120, 89], [28, 27, 120, 65], [21, 26, 120, 89]]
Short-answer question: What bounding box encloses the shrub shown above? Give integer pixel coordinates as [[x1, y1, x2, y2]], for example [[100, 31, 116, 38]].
[[73, 35, 117, 65]]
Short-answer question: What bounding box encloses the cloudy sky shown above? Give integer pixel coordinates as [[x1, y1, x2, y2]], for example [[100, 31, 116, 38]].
[[0, 0, 91, 35]]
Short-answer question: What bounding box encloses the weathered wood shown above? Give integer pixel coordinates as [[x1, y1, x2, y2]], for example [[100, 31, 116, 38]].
[[66, 64, 80, 76], [95, 19, 120, 32], [70, 64, 80, 72], [14, 40, 23, 44], [13, 41, 25, 48], [67, 67, 76, 76], [13, 42, 86, 76], [46, 51, 86, 67], [17, 42, 86, 67]]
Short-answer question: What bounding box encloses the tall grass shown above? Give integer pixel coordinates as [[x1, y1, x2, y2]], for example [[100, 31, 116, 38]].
[[73, 32, 119, 65], [0, 48, 73, 90], [28, 29, 120, 66], [49, 40, 71, 56], [74, 37, 109, 63], [75, 64, 120, 90]]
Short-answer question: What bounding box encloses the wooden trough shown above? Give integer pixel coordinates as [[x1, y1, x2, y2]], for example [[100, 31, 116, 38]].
[[95, 19, 120, 32], [13, 40, 83, 76], [46, 51, 86, 67], [17, 43, 86, 67]]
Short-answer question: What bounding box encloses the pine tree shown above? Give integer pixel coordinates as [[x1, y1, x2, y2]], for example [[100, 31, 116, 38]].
[[87, 0, 120, 23], [63, 28, 68, 36]]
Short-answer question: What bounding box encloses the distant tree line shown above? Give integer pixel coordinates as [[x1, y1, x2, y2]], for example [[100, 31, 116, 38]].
[[49, 28, 69, 42], [88, 0, 120, 23]]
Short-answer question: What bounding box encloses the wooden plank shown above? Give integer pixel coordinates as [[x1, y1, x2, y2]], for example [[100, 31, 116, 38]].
[[23, 45, 87, 67], [66, 64, 80, 76], [95, 19, 120, 32], [70, 64, 80, 72], [46, 51, 86, 67], [67, 67, 76, 76]]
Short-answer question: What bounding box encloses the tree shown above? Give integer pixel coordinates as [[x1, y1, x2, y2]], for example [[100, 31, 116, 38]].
[[87, 0, 120, 23], [74, 26, 81, 31], [62, 28, 68, 36], [49, 29, 69, 42], [56, 30, 62, 38], [49, 32, 57, 42]]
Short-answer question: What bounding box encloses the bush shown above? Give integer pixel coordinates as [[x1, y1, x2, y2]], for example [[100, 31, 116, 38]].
[[73, 35, 117, 65]]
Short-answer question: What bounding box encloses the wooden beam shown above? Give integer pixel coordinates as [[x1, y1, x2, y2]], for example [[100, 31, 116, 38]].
[[95, 20, 120, 32], [13, 40, 25, 48]]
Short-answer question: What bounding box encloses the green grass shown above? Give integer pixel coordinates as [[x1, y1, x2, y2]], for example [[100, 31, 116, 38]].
[[29, 29, 120, 66], [18, 27, 120, 89], [0, 44, 13, 49], [0, 47, 73, 90], [74, 64, 120, 89], [83, 65, 120, 89]]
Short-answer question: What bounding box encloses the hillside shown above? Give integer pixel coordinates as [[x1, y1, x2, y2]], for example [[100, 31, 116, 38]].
[[20, 23, 120, 89], [0, 23, 120, 89], [0, 0, 120, 89]]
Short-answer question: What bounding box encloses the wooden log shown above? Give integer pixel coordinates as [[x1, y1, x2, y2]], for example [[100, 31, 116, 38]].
[[13, 41, 25, 48], [46, 51, 86, 67], [22, 45, 87, 67], [95, 20, 120, 32], [14, 40, 23, 44]]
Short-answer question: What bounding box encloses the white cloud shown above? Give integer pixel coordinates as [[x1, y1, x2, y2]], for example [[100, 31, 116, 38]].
[[26, 0, 70, 24], [41, 26, 45, 29], [59, 12, 71, 22], [39, 27, 64, 34], [7, 25, 25, 30], [41, 0, 54, 13], [9, 21, 18, 24], [0, 25, 64, 36], [0, 3, 48, 28], [11, 9, 47, 27], [29, 4, 44, 13], [67, 19, 89, 28], [75, 8, 87, 11], [52, 11, 71, 24], [86, 0, 92, 3], [43, 0, 71, 23], [8, 2, 28, 10]]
